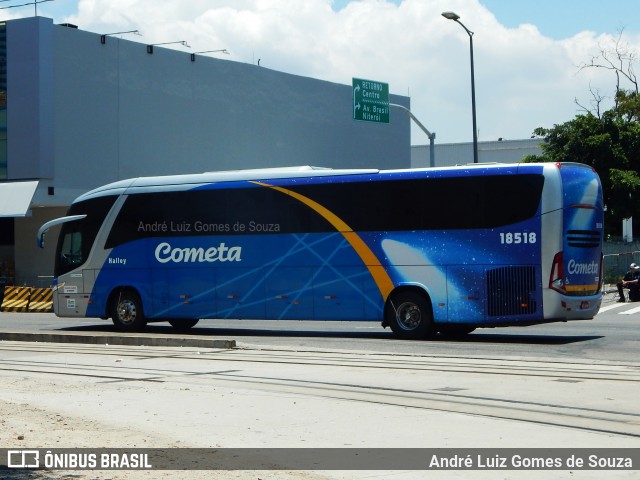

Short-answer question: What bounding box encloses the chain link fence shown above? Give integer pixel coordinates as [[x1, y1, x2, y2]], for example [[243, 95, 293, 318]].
[[603, 251, 640, 285]]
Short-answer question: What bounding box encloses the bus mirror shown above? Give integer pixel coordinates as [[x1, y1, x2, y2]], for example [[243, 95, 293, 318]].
[[37, 214, 87, 249]]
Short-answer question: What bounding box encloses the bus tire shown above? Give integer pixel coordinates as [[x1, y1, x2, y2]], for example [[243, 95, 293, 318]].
[[111, 289, 146, 332], [168, 319, 200, 330], [386, 290, 435, 339]]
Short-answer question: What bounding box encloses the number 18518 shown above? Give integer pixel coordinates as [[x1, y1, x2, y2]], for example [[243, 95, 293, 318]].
[[500, 232, 537, 244]]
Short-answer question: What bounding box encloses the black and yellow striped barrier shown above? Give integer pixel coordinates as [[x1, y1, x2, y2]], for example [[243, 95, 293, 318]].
[[0, 286, 54, 313], [1, 286, 32, 312], [28, 287, 54, 313]]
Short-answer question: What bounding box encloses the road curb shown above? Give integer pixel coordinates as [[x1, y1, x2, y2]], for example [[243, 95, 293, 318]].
[[0, 330, 236, 349]]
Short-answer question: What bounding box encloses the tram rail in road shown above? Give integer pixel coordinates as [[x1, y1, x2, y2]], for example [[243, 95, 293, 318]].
[[0, 309, 639, 477], [0, 341, 639, 445]]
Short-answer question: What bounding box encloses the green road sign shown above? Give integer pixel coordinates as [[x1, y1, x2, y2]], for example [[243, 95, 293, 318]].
[[352, 78, 389, 123]]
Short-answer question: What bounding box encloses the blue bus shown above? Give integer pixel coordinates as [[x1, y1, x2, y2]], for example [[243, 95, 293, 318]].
[[38, 162, 604, 339]]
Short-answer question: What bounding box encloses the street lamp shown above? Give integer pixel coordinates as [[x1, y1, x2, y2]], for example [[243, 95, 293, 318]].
[[146, 40, 190, 54], [442, 11, 478, 163], [390, 103, 436, 167], [190, 49, 230, 61], [0, 0, 53, 15], [100, 30, 141, 44]]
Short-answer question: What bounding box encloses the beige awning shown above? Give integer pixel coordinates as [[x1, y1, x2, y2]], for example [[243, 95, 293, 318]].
[[0, 181, 39, 217]]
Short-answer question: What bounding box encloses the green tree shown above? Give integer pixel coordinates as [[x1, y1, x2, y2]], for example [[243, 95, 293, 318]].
[[616, 90, 640, 122], [523, 109, 640, 235], [523, 31, 640, 236]]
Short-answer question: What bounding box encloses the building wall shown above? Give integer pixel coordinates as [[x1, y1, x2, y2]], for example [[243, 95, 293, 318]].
[[14, 207, 66, 286], [10, 17, 410, 207], [411, 138, 544, 168], [6, 17, 411, 282], [7, 17, 54, 181]]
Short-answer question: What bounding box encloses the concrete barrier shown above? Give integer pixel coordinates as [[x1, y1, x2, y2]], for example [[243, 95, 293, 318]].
[[28, 287, 54, 313], [0, 286, 32, 312]]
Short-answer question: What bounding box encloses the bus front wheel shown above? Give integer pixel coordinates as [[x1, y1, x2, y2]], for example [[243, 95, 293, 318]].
[[387, 291, 435, 339], [111, 290, 146, 332]]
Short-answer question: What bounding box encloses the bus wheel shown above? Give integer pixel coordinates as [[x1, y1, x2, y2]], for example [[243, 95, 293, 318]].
[[438, 325, 476, 337], [111, 290, 146, 331], [168, 319, 200, 330], [387, 291, 435, 339]]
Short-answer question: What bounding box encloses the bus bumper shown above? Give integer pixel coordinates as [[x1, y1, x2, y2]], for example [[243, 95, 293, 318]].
[[556, 293, 603, 320], [53, 292, 91, 317]]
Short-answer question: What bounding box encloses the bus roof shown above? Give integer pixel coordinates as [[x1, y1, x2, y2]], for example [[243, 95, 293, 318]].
[[76, 166, 381, 201], [73, 162, 581, 204]]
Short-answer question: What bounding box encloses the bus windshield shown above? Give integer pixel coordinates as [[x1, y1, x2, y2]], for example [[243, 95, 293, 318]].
[[55, 196, 117, 276]]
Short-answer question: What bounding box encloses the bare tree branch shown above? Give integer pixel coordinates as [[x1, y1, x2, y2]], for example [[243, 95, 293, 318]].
[[574, 83, 607, 117], [578, 29, 639, 94]]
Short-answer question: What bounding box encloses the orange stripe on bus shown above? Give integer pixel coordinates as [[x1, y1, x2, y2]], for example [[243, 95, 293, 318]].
[[250, 181, 394, 301]]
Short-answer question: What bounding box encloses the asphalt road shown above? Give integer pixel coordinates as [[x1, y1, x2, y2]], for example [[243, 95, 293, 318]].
[[0, 295, 639, 479], [0, 292, 637, 362]]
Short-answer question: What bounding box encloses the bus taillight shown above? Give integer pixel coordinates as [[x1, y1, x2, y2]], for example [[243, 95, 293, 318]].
[[549, 252, 566, 294]]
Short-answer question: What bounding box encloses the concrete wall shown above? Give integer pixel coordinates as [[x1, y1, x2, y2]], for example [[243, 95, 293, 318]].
[[7, 17, 54, 180], [14, 207, 66, 286], [10, 17, 410, 208], [411, 138, 544, 168]]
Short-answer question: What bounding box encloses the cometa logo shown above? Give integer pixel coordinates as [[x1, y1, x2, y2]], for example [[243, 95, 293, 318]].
[[566, 259, 599, 275], [155, 242, 242, 263]]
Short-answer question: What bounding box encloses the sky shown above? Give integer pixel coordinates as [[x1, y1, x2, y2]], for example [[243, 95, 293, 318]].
[[5, 0, 640, 144]]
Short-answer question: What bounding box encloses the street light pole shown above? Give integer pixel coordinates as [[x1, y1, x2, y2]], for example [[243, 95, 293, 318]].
[[389, 103, 436, 167], [442, 11, 478, 163]]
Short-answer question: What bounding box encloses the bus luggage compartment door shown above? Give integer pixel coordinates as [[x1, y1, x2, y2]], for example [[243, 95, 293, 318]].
[[162, 267, 215, 319], [216, 268, 267, 319], [313, 266, 365, 320], [266, 267, 314, 320]]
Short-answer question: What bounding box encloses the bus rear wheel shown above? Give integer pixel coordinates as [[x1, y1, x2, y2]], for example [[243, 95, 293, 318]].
[[168, 319, 200, 330], [387, 291, 435, 339], [111, 289, 146, 332]]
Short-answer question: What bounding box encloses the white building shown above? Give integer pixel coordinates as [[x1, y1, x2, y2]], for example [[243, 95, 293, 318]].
[[0, 16, 411, 285], [411, 138, 543, 168]]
